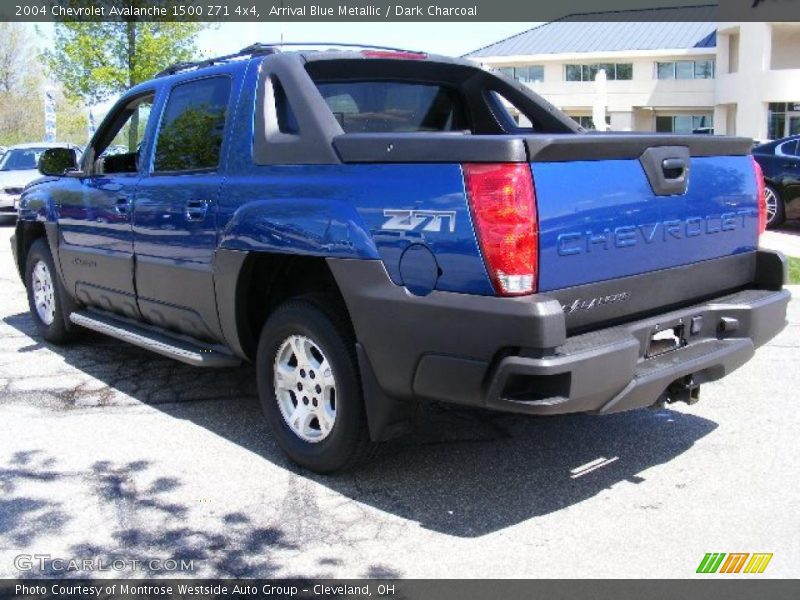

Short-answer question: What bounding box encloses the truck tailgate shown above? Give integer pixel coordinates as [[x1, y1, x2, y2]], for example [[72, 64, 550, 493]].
[[528, 135, 759, 292]]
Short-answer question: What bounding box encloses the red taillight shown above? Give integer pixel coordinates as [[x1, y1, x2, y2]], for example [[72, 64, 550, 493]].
[[463, 163, 538, 296], [752, 156, 767, 235], [360, 50, 427, 60]]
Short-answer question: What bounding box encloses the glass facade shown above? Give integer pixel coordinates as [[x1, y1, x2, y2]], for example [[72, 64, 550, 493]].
[[768, 102, 800, 140], [656, 60, 715, 80], [564, 63, 633, 81], [675, 61, 695, 79], [497, 65, 544, 83], [655, 114, 713, 133], [571, 115, 611, 130]]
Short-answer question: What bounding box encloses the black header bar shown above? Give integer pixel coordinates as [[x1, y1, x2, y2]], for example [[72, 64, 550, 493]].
[[2, 0, 800, 22], [2, 579, 800, 600]]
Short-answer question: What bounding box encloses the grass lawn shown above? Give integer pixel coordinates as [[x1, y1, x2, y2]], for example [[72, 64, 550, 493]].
[[789, 256, 800, 284]]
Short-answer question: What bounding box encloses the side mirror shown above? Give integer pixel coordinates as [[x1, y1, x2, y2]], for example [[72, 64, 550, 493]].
[[38, 147, 79, 177]]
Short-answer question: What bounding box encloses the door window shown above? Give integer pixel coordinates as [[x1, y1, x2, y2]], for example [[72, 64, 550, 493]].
[[91, 95, 154, 175], [777, 140, 799, 157], [153, 77, 232, 173]]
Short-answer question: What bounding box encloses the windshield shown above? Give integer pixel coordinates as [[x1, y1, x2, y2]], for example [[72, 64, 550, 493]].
[[0, 148, 50, 171]]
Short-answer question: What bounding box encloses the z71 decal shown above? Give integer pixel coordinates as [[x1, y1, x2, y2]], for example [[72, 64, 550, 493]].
[[382, 209, 456, 233]]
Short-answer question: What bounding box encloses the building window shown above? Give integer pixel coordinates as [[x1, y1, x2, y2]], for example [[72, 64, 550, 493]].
[[564, 63, 632, 81], [565, 65, 582, 81], [768, 102, 800, 140], [615, 63, 633, 80], [768, 103, 787, 140], [657, 62, 675, 79], [655, 114, 713, 133], [656, 60, 715, 80], [675, 61, 694, 79], [694, 60, 715, 79], [497, 65, 544, 83], [571, 115, 611, 130]]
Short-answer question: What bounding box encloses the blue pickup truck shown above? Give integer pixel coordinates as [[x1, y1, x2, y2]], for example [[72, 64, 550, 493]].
[[12, 45, 790, 472]]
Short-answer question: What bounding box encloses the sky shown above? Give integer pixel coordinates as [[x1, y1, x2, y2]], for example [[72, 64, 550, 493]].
[[29, 21, 533, 58], [26, 22, 534, 120], [194, 22, 534, 57]]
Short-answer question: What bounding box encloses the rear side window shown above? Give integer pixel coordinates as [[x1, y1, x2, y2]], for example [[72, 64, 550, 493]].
[[777, 140, 798, 157], [153, 77, 231, 172], [315, 81, 468, 133]]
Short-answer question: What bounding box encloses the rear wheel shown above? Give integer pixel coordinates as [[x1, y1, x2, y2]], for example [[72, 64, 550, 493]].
[[24, 239, 75, 344], [765, 184, 785, 229], [256, 297, 376, 473]]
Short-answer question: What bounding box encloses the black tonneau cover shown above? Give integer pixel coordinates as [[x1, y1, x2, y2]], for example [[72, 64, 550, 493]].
[[332, 133, 527, 163], [332, 132, 753, 164], [524, 132, 753, 162]]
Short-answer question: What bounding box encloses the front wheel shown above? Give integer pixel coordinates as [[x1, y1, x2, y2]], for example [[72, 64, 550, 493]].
[[256, 298, 376, 473], [765, 184, 786, 229], [24, 239, 76, 344]]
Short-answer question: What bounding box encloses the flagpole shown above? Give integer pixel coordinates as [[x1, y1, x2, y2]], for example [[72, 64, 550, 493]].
[[44, 88, 57, 142]]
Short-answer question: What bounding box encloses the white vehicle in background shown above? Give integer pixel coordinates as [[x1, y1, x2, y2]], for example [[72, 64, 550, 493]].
[[0, 142, 82, 222]]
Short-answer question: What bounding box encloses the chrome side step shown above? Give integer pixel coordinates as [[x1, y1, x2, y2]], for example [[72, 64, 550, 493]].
[[69, 310, 242, 368]]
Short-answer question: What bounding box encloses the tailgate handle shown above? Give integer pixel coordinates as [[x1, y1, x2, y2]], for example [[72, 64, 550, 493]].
[[661, 158, 687, 180], [639, 146, 690, 196]]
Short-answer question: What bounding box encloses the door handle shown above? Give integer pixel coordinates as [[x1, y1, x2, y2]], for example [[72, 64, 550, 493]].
[[114, 196, 130, 215], [661, 158, 687, 180], [185, 199, 209, 222]]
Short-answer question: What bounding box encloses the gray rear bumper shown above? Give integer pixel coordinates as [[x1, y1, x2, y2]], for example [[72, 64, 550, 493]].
[[483, 287, 790, 415], [328, 250, 789, 439]]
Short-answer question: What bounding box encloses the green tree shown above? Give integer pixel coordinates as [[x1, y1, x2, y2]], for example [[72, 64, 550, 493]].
[[46, 12, 205, 148], [0, 23, 45, 145], [0, 23, 37, 93], [0, 24, 90, 146], [154, 105, 225, 171], [53, 91, 90, 145]]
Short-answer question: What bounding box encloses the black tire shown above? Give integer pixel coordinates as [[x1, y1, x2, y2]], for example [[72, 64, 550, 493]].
[[256, 297, 376, 473], [24, 238, 77, 344], [765, 184, 786, 229]]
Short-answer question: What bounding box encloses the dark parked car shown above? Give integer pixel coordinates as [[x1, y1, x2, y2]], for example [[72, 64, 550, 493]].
[[753, 135, 800, 228]]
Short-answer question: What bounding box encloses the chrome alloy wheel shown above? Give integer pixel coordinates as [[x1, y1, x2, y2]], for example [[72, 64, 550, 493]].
[[765, 186, 779, 225], [32, 260, 56, 326], [273, 334, 337, 443]]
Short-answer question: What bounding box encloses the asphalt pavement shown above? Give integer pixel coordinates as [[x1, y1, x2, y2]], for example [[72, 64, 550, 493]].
[[761, 222, 800, 257], [0, 223, 798, 579]]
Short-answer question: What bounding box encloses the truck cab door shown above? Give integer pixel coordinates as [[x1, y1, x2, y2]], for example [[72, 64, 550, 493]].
[[132, 75, 234, 342], [57, 93, 156, 318]]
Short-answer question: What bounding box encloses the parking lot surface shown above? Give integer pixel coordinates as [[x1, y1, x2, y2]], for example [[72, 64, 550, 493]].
[[761, 221, 800, 257], [0, 224, 798, 579]]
